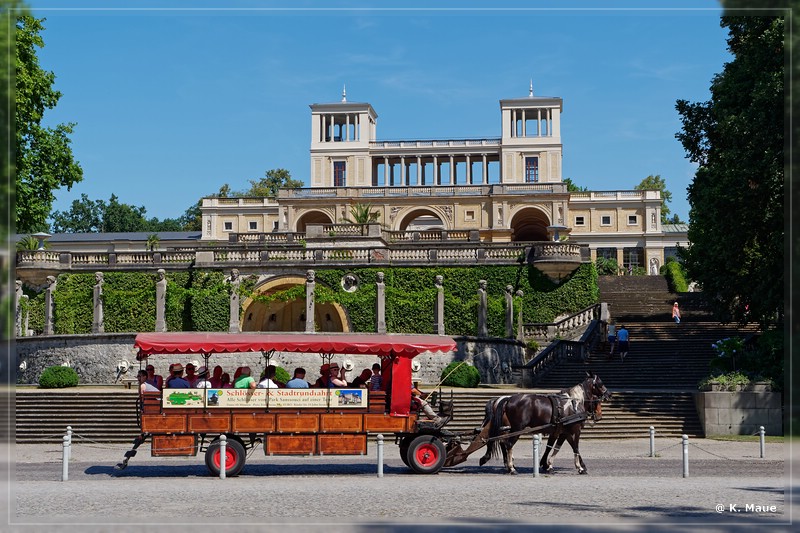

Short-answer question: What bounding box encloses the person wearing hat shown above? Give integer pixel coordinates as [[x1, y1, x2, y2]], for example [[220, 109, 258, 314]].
[[313, 364, 331, 388], [233, 366, 257, 389], [194, 366, 212, 389], [672, 302, 681, 324], [327, 363, 348, 388], [164, 363, 190, 388]]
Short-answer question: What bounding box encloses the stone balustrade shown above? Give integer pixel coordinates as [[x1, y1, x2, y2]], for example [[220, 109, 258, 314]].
[[522, 304, 601, 341]]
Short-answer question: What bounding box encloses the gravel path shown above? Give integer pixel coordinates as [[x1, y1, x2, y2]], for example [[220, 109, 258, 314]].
[[4, 439, 796, 531]]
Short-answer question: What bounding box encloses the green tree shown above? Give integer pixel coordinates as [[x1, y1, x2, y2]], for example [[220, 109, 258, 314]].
[[15, 15, 82, 233], [563, 177, 587, 192], [242, 168, 304, 197], [675, 16, 784, 327], [51, 193, 103, 232], [341, 203, 380, 224], [634, 175, 676, 223], [178, 200, 202, 231]]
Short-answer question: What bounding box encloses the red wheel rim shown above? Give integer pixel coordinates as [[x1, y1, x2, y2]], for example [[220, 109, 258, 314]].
[[213, 447, 237, 470], [414, 443, 439, 467]]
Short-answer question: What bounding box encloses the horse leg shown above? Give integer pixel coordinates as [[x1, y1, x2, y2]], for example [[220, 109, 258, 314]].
[[503, 436, 520, 475], [539, 433, 557, 473], [546, 433, 567, 473], [567, 429, 588, 474]]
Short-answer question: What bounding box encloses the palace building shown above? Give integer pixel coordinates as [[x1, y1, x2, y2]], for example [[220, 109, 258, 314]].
[[200, 87, 687, 273]]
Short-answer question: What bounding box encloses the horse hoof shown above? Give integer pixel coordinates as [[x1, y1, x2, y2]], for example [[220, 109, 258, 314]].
[[579, 470, 588, 475], [508, 469, 518, 475], [479, 457, 489, 467]]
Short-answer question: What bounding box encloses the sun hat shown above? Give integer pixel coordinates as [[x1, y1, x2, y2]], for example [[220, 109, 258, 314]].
[[197, 366, 208, 376], [172, 363, 184, 372]]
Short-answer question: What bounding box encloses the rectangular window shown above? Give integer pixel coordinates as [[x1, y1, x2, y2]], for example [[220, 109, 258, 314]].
[[596, 247, 616, 260], [628, 215, 638, 225], [273, 221, 280, 231], [601, 215, 612, 226], [623, 247, 644, 268], [574, 216, 585, 226], [223, 221, 233, 232], [248, 221, 258, 231], [333, 161, 346, 187], [465, 210, 475, 221], [525, 157, 539, 183]]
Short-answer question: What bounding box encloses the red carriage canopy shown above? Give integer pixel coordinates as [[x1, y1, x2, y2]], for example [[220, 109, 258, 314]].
[[133, 332, 456, 417]]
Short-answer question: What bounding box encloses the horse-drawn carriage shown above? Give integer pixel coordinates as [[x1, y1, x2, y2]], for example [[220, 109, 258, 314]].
[[117, 332, 609, 476]]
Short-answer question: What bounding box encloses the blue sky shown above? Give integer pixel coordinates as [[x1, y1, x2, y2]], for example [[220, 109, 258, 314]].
[[27, 1, 731, 223]]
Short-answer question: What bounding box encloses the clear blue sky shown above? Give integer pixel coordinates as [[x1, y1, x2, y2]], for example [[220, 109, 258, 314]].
[[27, 1, 731, 223]]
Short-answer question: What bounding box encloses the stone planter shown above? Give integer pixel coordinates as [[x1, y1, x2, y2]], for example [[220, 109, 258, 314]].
[[694, 388, 783, 436], [700, 381, 772, 392]]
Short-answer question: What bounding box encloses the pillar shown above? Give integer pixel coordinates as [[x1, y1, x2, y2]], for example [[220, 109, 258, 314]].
[[516, 290, 525, 343], [229, 269, 241, 333], [92, 272, 104, 334], [504, 285, 514, 338], [376, 272, 386, 334], [477, 280, 488, 337], [44, 275, 56, 335]]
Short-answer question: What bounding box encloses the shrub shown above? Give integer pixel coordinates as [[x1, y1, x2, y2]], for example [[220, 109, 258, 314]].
[[39, 366, 79, 388], [440, 361, 481, 388], [595, 256, 618, 276], [661, 260, 689, 292], [275, 366, 291, 384]]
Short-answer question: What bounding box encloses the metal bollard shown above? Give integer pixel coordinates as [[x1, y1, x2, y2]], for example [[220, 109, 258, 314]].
[[62, 435, 70, 481], [66, 426, 73, 464], [759, 426, 765, 459], [219, 435, 227, 480], [682, 434, 689, 478], [376, 434, 384, 478], [533, 434, 540, 478], [649, 426, 655, 457]]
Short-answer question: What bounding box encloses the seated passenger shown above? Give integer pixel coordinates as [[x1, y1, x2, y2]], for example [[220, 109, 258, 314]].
[[137, 369, 159, 394], [184, 363, 199, 387], [164, 363, 190, 388], [286, 367, 310, 388], [257, 365, 280, 389], [313, 364, 330, 388], [350, 368, 373, 388], [369, 363, 382, 391], [233, 366, 256, 389], [209, 365, 224, 388], [145, 364, 163, 390], [220, 372, 232, 389], [411, 385, 441, 424], [194, 366, 212, 388], [327, 363, 348, 388]]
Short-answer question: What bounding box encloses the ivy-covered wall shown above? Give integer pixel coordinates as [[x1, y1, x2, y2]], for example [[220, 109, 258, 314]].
[[18, 263, 598, 337]]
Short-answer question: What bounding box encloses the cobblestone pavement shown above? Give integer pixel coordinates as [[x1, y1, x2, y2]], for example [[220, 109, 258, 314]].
[[4, 438, 797, 532]]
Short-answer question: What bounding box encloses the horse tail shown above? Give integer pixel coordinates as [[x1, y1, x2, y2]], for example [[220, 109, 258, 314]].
[[485, 396, 511, 460]]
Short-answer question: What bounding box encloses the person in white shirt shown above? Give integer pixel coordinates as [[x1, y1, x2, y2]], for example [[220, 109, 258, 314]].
[[137, 370, 159, 394], [194, 366, 212, 388], [257, 365, 280, 389]]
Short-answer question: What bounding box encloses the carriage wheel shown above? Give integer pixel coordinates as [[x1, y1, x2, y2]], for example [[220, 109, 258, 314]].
[[406, 435, 446, 474], [398, 436, 414, 467], [205, 437, 246, 477]]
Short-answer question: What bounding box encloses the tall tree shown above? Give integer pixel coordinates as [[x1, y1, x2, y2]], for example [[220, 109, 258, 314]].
[[634, 175, 677, 223], [50, 193, 103, 232], [15, 15, 82, 233], [563, 177, 587, 192], [243, 168, 304, 197], [675, 16, 784, 327]]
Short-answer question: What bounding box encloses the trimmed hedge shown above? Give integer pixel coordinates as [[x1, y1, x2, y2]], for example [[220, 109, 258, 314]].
[[661, 259, 689, 292], [440, 361, 481, 388], [39, 366, 79, 388], [20, 263, 599, 337]]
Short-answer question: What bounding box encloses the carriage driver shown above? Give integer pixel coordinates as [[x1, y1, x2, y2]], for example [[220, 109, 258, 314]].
[[411, 385, 442, 425]]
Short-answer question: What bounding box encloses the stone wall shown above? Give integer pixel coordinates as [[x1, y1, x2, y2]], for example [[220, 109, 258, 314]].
[[694, 390, 783, 436], [15, 334, 526, 387]]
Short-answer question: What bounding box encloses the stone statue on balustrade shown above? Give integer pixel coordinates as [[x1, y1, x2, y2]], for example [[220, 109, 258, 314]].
[[477, 280, 488, 337], [92, 272, 105, 334], [155, 269, 167, 332], [228, 269, 241, 333]]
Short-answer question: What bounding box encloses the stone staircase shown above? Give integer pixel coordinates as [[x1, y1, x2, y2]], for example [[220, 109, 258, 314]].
[[598, 276, 711, 322]]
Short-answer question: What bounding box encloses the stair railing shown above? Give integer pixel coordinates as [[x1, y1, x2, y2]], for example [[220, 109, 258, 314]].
[[517, 318, 604, 387], [521, 303, 601, 341]]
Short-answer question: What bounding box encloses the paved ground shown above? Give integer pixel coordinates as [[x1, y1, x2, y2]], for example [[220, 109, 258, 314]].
[[3, 437, 796, 531]]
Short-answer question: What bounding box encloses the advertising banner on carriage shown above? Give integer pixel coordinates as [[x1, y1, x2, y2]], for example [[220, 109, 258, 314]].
[[162, 388, 366, 409]]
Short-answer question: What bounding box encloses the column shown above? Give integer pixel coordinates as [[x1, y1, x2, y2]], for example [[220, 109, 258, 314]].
[[433, 156, 439, 185], [383, 157, 389, 187], [537, 109, 541, 136], [400, 157, 406, 186], [375, 272, 386, 334], [482, 154, 488, 184], [477, 280, 488, 337], [449, 155, 455, 185], [434, 275, 445, 335], [44, 275, 56, 335], [504, 285, 514, 338], [305, 270, 316, 333], [228, 269, 240, 333], [416, 156, 422, 186], [466, 154, 471, 185], [155, 269, 167, 332], [92, 272, 104, 334]]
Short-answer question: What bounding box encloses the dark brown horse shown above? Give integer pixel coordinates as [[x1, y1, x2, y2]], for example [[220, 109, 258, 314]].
[[478, 373, 609, 474]]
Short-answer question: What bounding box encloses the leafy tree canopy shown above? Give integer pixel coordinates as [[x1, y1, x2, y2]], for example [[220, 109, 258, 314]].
[[563, 178, 587, 192], [15, 15, 82, 233], [675, 15, 784, 327], [634, 174, 679, 223], [51, 193, 192, 233], [216, 168, 304, 198], [341, 203, 380, 224]]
